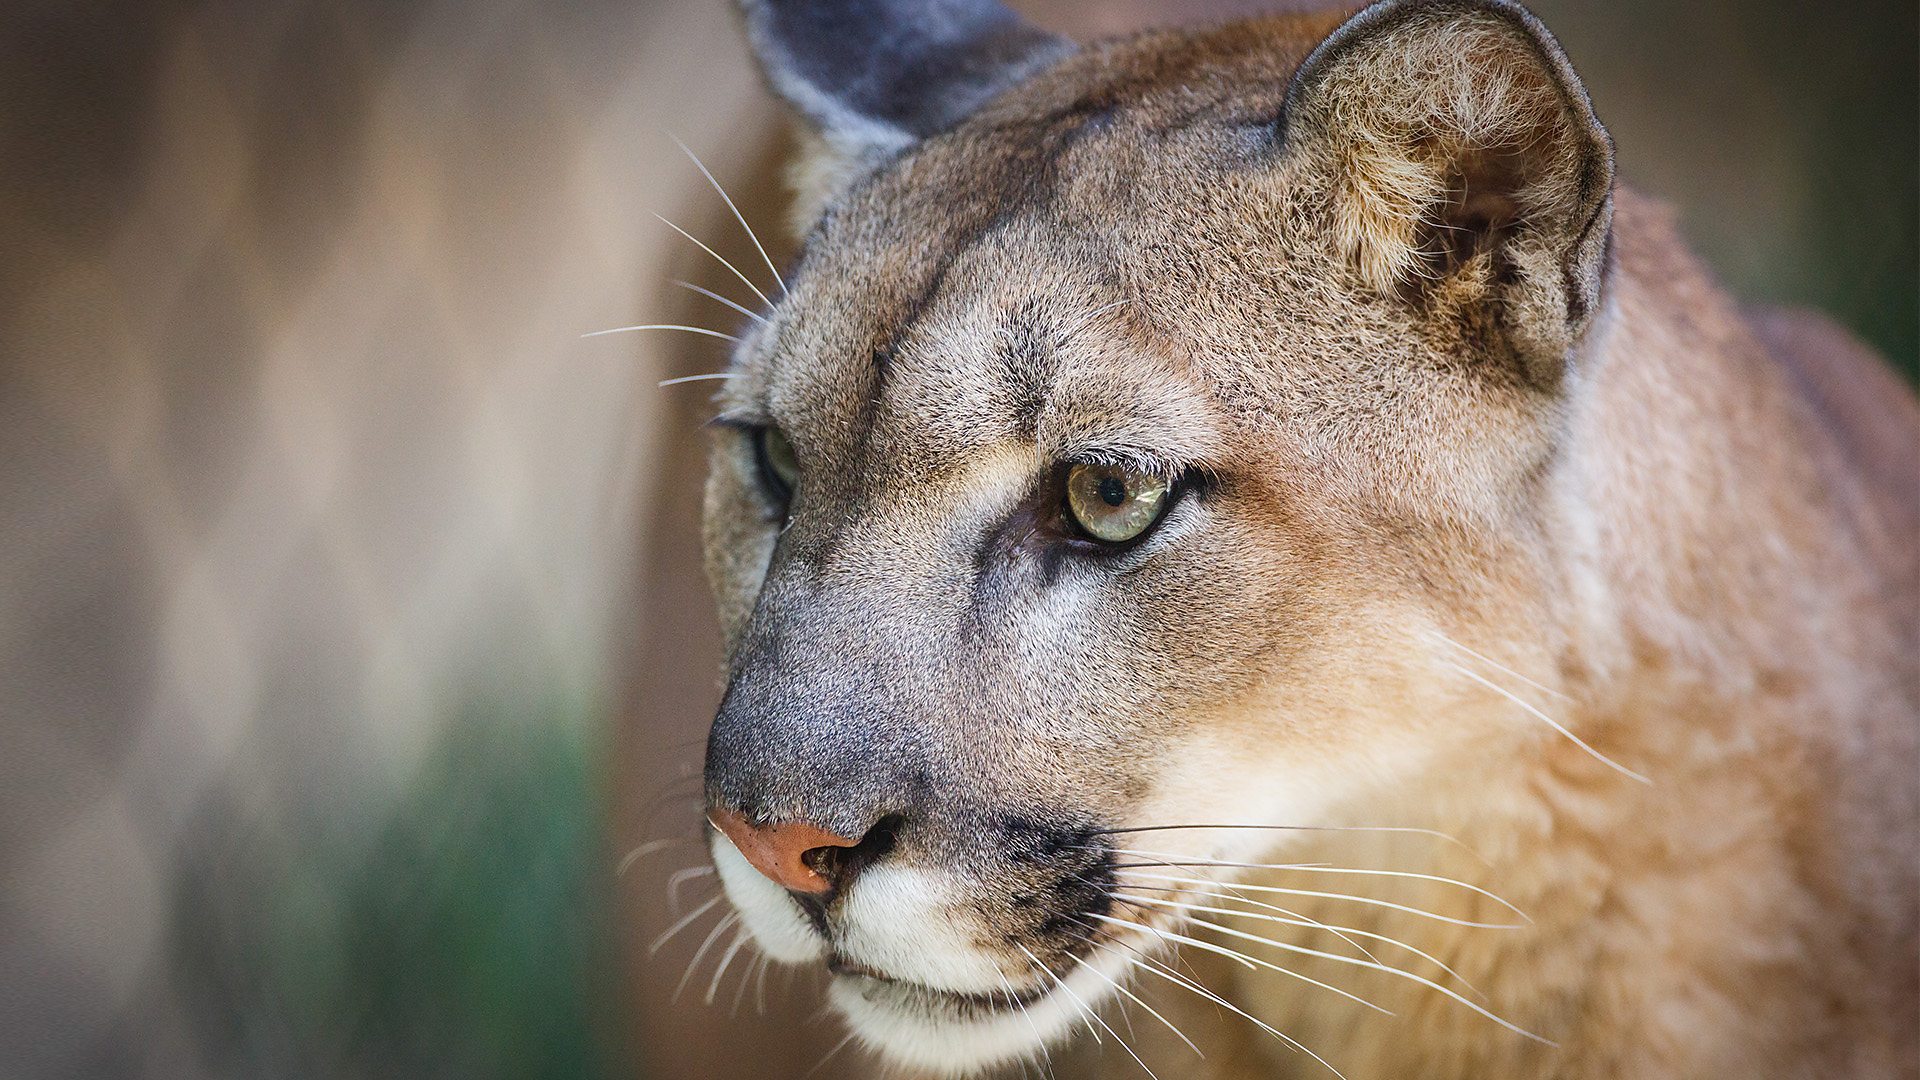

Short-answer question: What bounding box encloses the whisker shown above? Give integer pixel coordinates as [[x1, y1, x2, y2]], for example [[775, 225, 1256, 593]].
[[1444, 659, 1652, 784], [583, 323, 741, 342], [1071, 950, 1203, 1058], [1434, 632, 1571, 701], [666, 864, 715, 910], [658, 372, 738, 387], [1123, 871, 1525, 930], [673, 279, 768, 324], [1089, 911, 1390, 1015], [655, 213, 776, 309], [1019, 944, 1162, 1079], [1114, 882, 1383, 967], [1091, 916, 1349, 1079], [1077, 868, 1378, 966], [1109, 858, 1321, 873], [996, 970, 1060, 1080], [731, 951, 764, 1016], [649, 894, 722, 955], [753, 950, 772, 1015], [704, 923, 752, 1004], [1125, 883, 1487, 1001], [1022, 949, 1101, 1045], [617, 835, 700, 876], [673, 911, 740, 1002], [1107, 849, 1530, 924], [669, 133, 787, 295], [1137, 903, 1552, 1045]]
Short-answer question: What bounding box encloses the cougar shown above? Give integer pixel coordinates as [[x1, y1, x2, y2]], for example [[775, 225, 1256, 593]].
[[690, 0, 1920, 1076]]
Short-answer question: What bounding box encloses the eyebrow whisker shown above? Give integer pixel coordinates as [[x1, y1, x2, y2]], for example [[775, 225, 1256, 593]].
[[674, 279, 769, 324], [669, 132, 788, 296], [583, 323, 741, 342]]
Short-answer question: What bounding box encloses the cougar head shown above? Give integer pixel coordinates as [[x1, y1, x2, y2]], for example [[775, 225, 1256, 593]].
[[697, 0, 1614, 1072]]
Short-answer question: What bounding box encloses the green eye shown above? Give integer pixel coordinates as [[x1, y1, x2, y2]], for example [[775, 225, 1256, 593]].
[[755, 427, 799, 498], [1064, 463, 1173, 544]]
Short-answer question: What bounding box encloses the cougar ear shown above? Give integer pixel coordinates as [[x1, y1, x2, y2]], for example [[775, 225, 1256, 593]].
[[1282, 0, 1615, 374], [739, 0, 1071, 229]]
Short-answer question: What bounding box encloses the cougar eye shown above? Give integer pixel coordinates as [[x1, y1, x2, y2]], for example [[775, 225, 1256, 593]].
[[1063, 463, 1173, 544], [754, 426, 800, 500]]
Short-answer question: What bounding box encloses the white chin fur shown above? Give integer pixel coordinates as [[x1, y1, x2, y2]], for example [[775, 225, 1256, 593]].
[[834, 864, 1009, 993], [830, 941, 1140, 1078]]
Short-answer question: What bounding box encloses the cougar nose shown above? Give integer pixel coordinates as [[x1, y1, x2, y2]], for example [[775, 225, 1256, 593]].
[[707, 808, 863, 895]]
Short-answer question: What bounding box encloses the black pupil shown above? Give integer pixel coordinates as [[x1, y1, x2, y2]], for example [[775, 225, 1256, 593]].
[[1098, 475, 1127, 507]]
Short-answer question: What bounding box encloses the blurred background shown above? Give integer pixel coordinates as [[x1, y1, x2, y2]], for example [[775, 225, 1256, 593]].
[[1, 0, 1912, 1077]]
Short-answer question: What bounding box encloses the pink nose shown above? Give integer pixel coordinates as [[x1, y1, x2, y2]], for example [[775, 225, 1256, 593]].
[[708, 808, 862, 894]]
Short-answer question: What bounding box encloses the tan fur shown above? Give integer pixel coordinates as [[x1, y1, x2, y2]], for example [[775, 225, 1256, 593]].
[[1302, 9, 1584, 294], [706, 7, 1919, 1078]]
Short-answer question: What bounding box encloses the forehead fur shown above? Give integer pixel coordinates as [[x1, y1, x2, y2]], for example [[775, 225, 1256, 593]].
[[727, 16, 1344, 428], [724, 10, 1556, 528]]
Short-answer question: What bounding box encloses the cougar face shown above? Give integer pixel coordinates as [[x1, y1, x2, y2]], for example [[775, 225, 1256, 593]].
[[700, 0, 1615, 1072]]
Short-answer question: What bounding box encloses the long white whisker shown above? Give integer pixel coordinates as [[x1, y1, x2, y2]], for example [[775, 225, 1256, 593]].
[[1147, 905, 1552, 1045], [1109, 849, 1530, 924], [658, 372, 738, 387], [673, 911, 740, 1002], [1083, 869, 1381, 967], [753, 950, 772, 1015], [1018, 948, 1100, 1045], [1019, 945, 1160, 1079], [1089, 911, 1390, 1015], [996, 970, 1060, 1080], [673, 279, 768, 324], [1097, 919, 1349, 1079], [669, 133, 787, 295], [1115, 882, 1383, 966], [655, 213, 776, 309], [1445, 660, 1651, 784], [1434, 632, 1571, 701], [649, 894, 722, 954], [617, 835, 698, 875], [1128, 884, 1488, 1001], [1071, 951, 1203, 1058], [731, 951, 764, 1016], [1113, 887, 1482, 999], [1123, 871, 1524, 930], [666, 865, 715, 910], [704, 924, 752, 1004], [583, 323, 741, 342]]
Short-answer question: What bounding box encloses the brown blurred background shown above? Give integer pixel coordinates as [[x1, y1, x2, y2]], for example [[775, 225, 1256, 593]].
[[2, 0, 1913, 1078]]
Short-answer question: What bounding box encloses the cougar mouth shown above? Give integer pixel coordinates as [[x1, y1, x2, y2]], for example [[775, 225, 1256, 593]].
[[832, 965, 1055, 1017], [827, 944, 1077, 1016]]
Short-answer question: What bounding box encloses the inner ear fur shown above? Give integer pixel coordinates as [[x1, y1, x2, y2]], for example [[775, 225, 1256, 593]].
[[1284, 0, 1615, 364]]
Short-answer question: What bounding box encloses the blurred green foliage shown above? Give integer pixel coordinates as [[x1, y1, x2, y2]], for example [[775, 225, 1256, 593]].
[[171, 707, 618, 1080]]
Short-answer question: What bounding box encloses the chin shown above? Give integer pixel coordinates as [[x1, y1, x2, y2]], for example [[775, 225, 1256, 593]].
[[825, 943, 1137, 1078]]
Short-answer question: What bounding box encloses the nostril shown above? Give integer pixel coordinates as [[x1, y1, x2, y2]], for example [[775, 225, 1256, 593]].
[[708, 807, 861, 895], [809, 813, 903, 887]]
